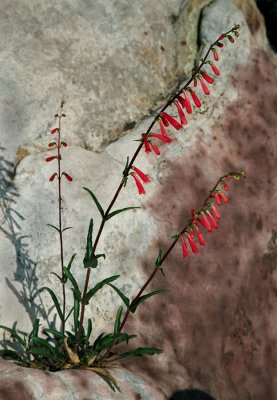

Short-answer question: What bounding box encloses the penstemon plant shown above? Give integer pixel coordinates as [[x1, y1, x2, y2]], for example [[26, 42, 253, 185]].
[[0, 24, 246, 391]]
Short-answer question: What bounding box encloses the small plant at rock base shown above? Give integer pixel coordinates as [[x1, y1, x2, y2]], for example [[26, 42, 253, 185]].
[[0, 24, 246, 392]]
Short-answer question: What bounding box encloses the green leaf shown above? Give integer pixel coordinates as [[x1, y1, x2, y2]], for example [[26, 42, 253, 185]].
[[73, 291, 80, 336], [130, 289, 167, 313], [83, 219, 94, 268], [63, 267, 81, 301], [62, 226, 73, 232], [29, 346, 54, 358], [83, 187, 104, 218], [87, 319, 92, 342], [122, 156, 129, 176], [111, 347, 163, 361], [40, 287, 63, 322], [114, 306, 123, 334], [43, 328, 64, 339], [92, 332, 136, 353], [84, 275, 120, 305], [65, 306, 74, 323], [28, 319, 40, 342], [0, 325, 26, 348], [67, 253, 77, 272], [83, 253, 105, 269], [107, 283, 130, 307], [106, 207, 141, 221], [47, 224, 60, 233], [50, 272, 63, 283], [0, 349, 26, 363]]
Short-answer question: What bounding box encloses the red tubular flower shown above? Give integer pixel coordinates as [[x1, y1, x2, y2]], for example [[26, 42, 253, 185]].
[[181, 235, 189, 259], [211, 63, 220, 76], [49, 173, 57, 182], [200, 78, 210, 95], [189, 229, 194, 239], [218, 34, 225, 40], [214, 193, 222, 206], [201, 72, 214, 84], [189, 89, 201, 108], [132, 173, 145, 195], [183, 90, 192, 114], [212, 49, 219, 61], [219, 192, 229, 203], [159, 120, 168, 137], [198, 213, 212, 232], [48, 142, 57, 147], [186, 233, 199, 254], [45, 156, 57, 162], [175, 101, 187, 125], [193, 78, 198, 87], [150, 133, 173, 143], [61, 141, 68, 147], [160, 112, 182, 130], [62, 172, 73, 182], [224, 182, 229, 191], [50, 128, 59, 134], [226, 176, 231, 181], [206, 211, 218, 229], [176, 95, 186, 108], [132, 166, 150, 183], [161, 116, 169, 127], [142, 133, 151, 153], [195, 225, 205, 246], [150, 142, 160, 155], [211, 204, 221, 219], [216, 42, 224, 48]]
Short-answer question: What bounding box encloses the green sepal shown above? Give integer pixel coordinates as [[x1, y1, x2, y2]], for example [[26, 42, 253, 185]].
[[114, 306, 123, 334], [47, 224, 60, 233], [40, 287, 63, 322], [155, 247, 163, 267], [0, 325, 26, 348], [111, 347, 163, 361], [83, 187, 104, 218], [63, 267, 81, 301], [83, 275, 120, 305], [107, 283, 130, 307], [106, 207, 141, 220], [130, 289, 167, 313]]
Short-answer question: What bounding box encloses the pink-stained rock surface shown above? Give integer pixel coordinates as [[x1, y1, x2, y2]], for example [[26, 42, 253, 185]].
[[0, 359, 166, 400], [124, 49, 277, 400]]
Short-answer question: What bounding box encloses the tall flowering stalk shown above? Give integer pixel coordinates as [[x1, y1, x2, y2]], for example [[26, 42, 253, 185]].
[[45, 101, 72, 335], [76, 24, 241, 344]]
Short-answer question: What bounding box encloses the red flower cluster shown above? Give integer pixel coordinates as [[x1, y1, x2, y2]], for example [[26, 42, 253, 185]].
[[131, 166, 150, 195], [45, 124, 72, 183], [180, 175, 237, 259], [132, 24, 240, 195]]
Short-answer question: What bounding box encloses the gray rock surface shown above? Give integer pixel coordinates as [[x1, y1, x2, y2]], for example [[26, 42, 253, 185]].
[[1, 0, 276, 399]]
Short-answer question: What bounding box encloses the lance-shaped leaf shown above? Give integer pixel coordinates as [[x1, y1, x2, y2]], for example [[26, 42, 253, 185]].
[[83, 218, 94, 268], [83, 187, 104, 218], [63, 267, 81, 301], [83, 367, 120, 392], [28, 319, 40, 342], [83, 275, 120, 305], [107, 283, 130, 307], [106, 206, 141, 220], [155, 247, 163, 267], [114, 306, 123, 334], [111, 347, 163, 361], [73, 290, 80, 336], [43, 328, 65, 339], [86, 319, 92, 342], [0, 349, 27, 364], [40, 287, 63, 322], [47, 224, 60, 233], [92, 332, 136, 353], [0, 325, 26, 348], [130, 289, 167, 313]]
